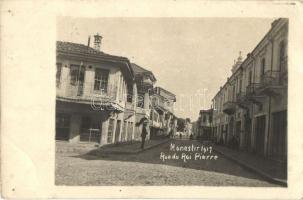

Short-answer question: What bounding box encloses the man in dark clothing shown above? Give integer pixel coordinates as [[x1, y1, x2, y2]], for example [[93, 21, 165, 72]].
[[141, 122, 148, 149], [136, 117, 149, 149]]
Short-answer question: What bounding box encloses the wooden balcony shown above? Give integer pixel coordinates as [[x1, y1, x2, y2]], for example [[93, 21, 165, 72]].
[[56, 81, 125, 111]]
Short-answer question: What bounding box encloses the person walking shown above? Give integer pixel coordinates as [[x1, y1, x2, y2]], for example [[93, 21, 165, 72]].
[[140, 122, 148, 149], [136, 117, 149, 149]]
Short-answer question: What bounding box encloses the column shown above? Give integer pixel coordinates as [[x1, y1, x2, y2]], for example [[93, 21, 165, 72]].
[[58, 60, 70, 96], [133, 83, 138, 109], [144, 92, 150, 110], [69, 114, 81, 143], [100, 117, 109, 146], [83, 66, 95, 97], [116, 73, 121, 101]]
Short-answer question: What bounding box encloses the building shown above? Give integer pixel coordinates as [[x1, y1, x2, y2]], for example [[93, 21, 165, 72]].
[[184, 118, 192, 138], [56, 34, 137, 146], [197, 109, 213, 141], [131, 63, 157, 141], [211, 18, 288, 162], [150, 87, 177, 138]]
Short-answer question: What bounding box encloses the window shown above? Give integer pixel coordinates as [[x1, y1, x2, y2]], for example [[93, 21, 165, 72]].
[[137, 93, 144, 108], [248, 71, 252, 85], [70, 65, 85, 85], [56, 63, 62, 88], [94, 68, 109, 93], [127, 84, 133, 103], [260, 58, 265, 76], [203, 116, 207, 123]]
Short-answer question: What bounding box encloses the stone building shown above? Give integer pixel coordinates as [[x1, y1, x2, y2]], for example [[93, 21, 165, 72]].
[[211, 18, 288, 162], [197, 109, 213, 141], [56, 34, 137, 145]]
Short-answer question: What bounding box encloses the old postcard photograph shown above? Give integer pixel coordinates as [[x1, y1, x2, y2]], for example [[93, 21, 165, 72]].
[[55, 17, 287, 187], [1, 0, 303, 199]]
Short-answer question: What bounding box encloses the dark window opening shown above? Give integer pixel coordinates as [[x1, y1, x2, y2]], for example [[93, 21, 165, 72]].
[[94, 68, 109, 93]]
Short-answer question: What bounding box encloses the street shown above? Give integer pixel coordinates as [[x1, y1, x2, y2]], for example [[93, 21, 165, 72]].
[[55, 139, 278, 186]]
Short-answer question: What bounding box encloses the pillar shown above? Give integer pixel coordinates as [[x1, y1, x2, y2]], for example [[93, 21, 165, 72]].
[[144, 92, 150, 110], [58, 60, 70, 96], [100, 120, 107, 145], [69, 114, 81, 143], [83, 66, 95, 97]]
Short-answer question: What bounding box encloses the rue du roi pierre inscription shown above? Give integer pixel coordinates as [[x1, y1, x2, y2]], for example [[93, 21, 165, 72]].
[[160, 143, 219, 163]]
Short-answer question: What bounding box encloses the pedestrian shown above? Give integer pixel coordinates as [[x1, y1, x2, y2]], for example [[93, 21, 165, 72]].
[[140, 121, 148, 149], [136, 117, 149, 149]]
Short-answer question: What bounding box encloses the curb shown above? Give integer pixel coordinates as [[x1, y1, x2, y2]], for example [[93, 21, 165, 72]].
[[214, 147, 287, 187], [95, 139, 172, 155]]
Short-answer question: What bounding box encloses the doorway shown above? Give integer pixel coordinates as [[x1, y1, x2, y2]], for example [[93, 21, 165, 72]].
[[255, 115, 266, 155], [271, 110, 287, 161]]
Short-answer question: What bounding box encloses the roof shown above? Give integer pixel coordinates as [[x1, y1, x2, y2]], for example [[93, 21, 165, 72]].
[[131, 63, 157, 82], [57, 41, 129, 61], [199, 109, 213, 114], [56, 41, 134, 80]]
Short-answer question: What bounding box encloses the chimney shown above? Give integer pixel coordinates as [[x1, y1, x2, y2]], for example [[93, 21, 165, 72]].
[[93, 33, 103, 51], [87, 36, 91, 47]]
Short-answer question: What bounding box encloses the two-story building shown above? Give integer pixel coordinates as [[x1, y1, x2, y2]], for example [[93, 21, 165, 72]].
[[150, 87, 177, 139], [56, 34, 137, 146], [211, 18, 288, 162]]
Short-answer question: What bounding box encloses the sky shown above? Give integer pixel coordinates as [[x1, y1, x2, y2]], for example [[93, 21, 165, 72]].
[[57, 17, 274, 121]]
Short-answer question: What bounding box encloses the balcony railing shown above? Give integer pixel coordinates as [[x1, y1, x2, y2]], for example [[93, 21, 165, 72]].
[[246, 83, 261, 96], [56, 80, 126, 107], [223, 101, 236, 115], [260, 70, 281, 87]]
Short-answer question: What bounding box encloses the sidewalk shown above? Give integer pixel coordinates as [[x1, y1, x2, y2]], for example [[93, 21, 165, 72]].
[[213, 144, 287, 186], [92, 138, 171, 155]]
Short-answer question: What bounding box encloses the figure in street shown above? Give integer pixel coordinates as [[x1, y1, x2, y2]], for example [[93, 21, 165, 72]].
[[136, 117, 149, 149]]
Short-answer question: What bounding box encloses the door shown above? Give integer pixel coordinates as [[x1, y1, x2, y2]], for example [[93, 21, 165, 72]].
[[255, 115, 266, 155], [56, 113, 70, 141], [245, 118, 252, 151], [115, 120, 121, 143], [272, 110, 287, 161]]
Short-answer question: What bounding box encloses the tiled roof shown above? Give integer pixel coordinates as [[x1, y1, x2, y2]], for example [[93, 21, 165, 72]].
[[131, 63, 156, 81], [56, 41, 128, 61], [56, 41, 134, 79]]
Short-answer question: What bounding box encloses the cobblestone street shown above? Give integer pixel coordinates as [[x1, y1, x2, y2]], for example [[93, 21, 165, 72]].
[[56, 139, 278, 186]]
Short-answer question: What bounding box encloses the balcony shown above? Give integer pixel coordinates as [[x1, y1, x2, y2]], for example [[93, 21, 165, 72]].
[[56, 81, 125, 111], [235, 92, 250, 109], [246, 83, 261, 96], [259, 70, 285, 96], [223, 101, 236, 115]]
